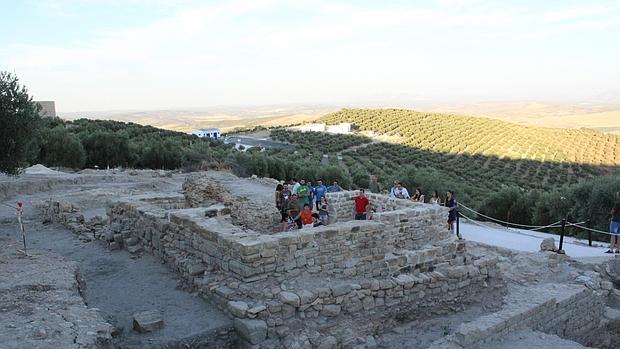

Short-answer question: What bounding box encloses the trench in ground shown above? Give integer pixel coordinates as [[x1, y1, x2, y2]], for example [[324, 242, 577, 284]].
[[0, 201, 231, 349]]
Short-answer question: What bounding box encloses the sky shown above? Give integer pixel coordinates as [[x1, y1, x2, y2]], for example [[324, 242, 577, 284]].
[[1, 0, 619, 112]]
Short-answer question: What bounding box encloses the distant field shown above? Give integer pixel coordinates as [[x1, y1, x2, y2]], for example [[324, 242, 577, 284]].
[[60, 105, 333, 133], [423, 102, 620, 134]]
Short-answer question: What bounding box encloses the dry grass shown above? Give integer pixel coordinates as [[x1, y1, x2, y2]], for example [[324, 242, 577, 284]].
[[423, 102, 620, 134]]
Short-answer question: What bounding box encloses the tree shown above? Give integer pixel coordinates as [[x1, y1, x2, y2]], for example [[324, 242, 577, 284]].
[[0, 71, 42, 174], [39, 126, 86, 168], [81, 131, 130, 168]]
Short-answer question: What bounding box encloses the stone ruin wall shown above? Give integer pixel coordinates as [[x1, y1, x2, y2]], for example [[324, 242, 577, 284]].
[[182, 173, 281, 233], [96, 185, 507, 346], [431, 284, 606, 349], [326, 191, 424, 223], [33, 173, 616, 348]]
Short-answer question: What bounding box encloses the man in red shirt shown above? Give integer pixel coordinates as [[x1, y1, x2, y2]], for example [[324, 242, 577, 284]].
[[353, 189, 370, 220]]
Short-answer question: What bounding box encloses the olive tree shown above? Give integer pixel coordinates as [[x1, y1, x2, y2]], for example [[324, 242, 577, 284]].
[[0, 71, 42, 174]]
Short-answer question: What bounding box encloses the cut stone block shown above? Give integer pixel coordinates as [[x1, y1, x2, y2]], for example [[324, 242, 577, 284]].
[[234, 318, 267, 344], [132, 310, 164, 333]]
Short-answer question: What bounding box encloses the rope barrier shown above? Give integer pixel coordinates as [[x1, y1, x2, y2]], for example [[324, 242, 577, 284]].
[[459, 202, 564, 229], [459, 215, 606, 249], [567, 222, 614, 236], [460, 215, 562, 240]]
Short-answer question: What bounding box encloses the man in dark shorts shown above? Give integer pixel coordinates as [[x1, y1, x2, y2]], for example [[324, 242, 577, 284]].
[[446, 190, 457, 233], [353, 189, 369, 220], [607, 191, 620, 253]]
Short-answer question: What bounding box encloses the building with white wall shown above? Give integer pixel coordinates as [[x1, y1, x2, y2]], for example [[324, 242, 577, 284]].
[[295, 122, 351, 134], [191, 128, 221, 139]]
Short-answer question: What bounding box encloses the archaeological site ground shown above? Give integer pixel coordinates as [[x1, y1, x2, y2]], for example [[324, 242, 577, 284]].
[[1, 167, 620, 349]]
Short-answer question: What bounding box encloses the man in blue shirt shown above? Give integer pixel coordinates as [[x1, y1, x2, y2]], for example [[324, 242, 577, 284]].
[[328, 180, 342, 193], [313, 179, 328, 211]]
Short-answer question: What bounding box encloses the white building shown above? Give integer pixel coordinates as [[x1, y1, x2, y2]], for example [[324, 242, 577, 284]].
[[296, 122, 351, 134], [326, 123, 351, 134], [298, 123, 326, 132], [191, 128, 221, 139]]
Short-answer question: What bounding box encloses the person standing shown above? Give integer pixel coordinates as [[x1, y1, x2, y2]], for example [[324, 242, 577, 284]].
[[606, 191, 620, 253], [446, 191, 457, 232], [280, 183, 292, 222], [296, 179, 311, 209], [353, 189, 370, 220], [275, 184, 284, 220], [389, 181, 398, 197], [391, 182, 410, 199], [287, 194, 302, 229], [291, 178, 300, 194], [318, 196, 329, 224], [412, 188, 425, 203], [313, 179, 328, 211], [429, 190, 441, 205], [328, 180, 342, 192]]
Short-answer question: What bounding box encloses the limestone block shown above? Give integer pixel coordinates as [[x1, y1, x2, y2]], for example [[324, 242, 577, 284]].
[[322, 304, 341, 317], [280, 292, 301, 307], [234, 318, 268, 345], [132, 310, 164, 333], [540, 238, 557, 252], [297, 290, 317, 305], [331, 284, 352, 297], [127, 244, 143, 254], [228, 301, 249, 318]]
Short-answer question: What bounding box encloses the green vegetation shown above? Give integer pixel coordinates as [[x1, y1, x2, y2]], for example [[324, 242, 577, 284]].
[[0, 71, 42, 174], [33, 118, 235, 170], [301, 108, 620, 238], [3, 72, 618, 241]]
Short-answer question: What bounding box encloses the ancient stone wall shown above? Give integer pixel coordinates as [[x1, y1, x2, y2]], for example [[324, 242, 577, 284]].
[[326, 191, 425, 223], [101, 194, 506, 346], [107, 197, 458, 282], [183, 173, 280, 232], [431, 284, 605, 349]]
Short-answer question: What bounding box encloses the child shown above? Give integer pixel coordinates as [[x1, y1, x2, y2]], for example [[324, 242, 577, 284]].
[[312, 213, 324, 227], [319, 197, 329, 225], [296, 204, 314, 229]]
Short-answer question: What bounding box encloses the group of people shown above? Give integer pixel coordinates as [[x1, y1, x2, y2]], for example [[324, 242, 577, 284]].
[[275, 178, 458, 233], [389, 181, 458, 231], [275, 179, 343, 231]]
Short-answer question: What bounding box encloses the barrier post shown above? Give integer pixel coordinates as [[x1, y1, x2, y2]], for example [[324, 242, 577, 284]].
[[558, 218, 566, 253], [587, 221, 592, 247]]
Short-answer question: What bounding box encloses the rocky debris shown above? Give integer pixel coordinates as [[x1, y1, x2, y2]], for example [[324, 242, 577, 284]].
[[183, 173, 232, 207], [0, 248, 113, 349], [234, 318, 267, 344], [540, 237, 557, 252], [317, 335, 338, 349], [23, 164, 65, 175], [132, 310, 164, 333]]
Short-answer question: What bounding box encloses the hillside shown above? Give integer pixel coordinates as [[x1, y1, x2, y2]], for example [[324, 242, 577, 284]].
[[315, 109, 619, 194], [421, 101, 620, 134]]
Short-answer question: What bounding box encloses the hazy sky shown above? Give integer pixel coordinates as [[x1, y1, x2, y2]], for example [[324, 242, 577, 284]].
[[1, 0, 619, 112]]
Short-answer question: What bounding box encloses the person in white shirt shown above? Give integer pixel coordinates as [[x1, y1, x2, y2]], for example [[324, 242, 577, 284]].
[[290, 178, 300, 194], [390, 181, 410, 199]]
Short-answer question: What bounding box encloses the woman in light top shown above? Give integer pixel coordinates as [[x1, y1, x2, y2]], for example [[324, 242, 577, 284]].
[[412, 188, 425, 203], [429, 190, 441, 205]]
